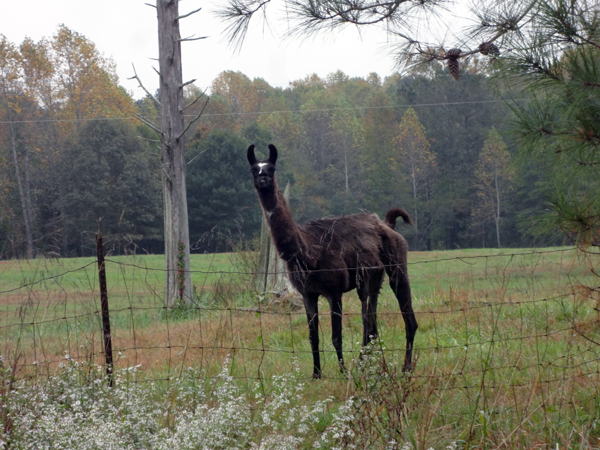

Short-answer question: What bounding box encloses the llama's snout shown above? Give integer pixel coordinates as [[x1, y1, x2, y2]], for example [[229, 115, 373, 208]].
[[255, 175, 271, 188]]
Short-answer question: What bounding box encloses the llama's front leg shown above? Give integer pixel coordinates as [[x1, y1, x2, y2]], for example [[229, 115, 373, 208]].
[[328, 294, 345, 374], [389, 267, 418, 372], [303, 294, 321, 379]]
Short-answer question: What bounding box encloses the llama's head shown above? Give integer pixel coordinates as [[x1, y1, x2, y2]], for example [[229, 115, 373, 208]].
[[247, 144, 278, 191]]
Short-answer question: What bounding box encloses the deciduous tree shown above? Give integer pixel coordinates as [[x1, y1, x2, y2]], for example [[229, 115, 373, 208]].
[[0, 36, 38, 258], [473, 128, 512, 248], [51, 26, 136, 136], [394, 108, 436, 249], [360, 89, 399, 214], [327, 102, 363, 212], [211, 71, 271, 130]]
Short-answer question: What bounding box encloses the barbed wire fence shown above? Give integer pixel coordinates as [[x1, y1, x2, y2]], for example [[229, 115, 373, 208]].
[[1, 242, 599, 435]]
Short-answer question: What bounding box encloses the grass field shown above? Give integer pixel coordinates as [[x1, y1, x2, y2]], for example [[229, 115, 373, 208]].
[[1, 246, 599, 448]]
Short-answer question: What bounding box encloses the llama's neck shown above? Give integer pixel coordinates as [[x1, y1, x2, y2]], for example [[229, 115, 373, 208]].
[[257, 180, 307, 262]]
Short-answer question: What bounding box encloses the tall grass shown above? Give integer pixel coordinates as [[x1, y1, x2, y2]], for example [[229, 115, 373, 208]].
[[1, 246, 599, 448]]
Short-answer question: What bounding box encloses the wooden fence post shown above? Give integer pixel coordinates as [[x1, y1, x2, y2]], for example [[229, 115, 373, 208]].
[[96, 234, 114, 386]]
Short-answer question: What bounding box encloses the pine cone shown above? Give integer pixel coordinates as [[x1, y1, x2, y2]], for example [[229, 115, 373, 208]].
[[447, 58, 460, 80], [445, 48, 462, 81], [445, 48, 462, 59], [478, 42, 500, 57]]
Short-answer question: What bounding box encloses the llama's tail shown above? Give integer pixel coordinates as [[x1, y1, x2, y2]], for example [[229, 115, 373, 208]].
[[384, 208, 413, 229]]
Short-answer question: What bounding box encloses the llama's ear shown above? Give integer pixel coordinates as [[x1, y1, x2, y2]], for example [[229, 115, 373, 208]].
[[247, 145, 257, 166], [268, 144, 278, 165]]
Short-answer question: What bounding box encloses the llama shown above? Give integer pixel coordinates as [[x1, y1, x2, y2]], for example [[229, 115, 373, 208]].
[[248, 144, 418, 379]]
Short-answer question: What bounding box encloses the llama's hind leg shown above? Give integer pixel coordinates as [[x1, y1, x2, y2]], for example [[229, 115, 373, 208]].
[[387, 264, 418, 372], [357, 269, 384, 347], [327, 293, 345, 374], [303, 293, 322, 379], [358, 270, 384, 348], [360, 292, 379, 347]]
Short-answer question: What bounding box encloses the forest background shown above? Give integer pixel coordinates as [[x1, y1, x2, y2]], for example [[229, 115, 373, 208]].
[[0, 25, 558, 260]]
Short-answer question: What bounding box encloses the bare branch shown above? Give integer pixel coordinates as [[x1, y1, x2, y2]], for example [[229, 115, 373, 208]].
[[178, 35, 208, 42], [177, 6, 202, 20], [128, 64, 160, 106], [137, 135, 161, 144], [181, 79, 197, 89], [144, 2, 157, 8], [187, 148, 209, 166], [134, 113, 163, 135], [184, 88, 208, 110], [180, 95, 210, 141]]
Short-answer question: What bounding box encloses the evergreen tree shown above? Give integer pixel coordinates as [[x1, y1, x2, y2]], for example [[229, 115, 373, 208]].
[[58, 120, 162, 255], [504, 6, 600, 245], [186, 130, 262, 253]]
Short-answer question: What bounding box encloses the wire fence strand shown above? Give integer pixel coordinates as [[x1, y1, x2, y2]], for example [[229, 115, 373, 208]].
[[1, 246, 599, 426]]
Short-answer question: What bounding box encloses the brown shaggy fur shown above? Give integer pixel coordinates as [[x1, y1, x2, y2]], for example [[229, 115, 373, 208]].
[[248, 144, 418, 378]]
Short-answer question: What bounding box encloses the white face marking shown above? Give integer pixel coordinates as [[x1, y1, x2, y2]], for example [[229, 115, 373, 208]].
[[257, 162, 268, 176]]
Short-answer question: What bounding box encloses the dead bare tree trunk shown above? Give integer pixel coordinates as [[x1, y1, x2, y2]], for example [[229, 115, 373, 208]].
[[157, 0, 193, 306]]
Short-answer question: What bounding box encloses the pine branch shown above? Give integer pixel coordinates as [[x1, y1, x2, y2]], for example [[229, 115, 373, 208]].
[[216, 0, 272, 51]]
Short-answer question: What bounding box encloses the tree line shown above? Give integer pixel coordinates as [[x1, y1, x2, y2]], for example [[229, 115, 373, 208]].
[[0, 26, 559, 259]]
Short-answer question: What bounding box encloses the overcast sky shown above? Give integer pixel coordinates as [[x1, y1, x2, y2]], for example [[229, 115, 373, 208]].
[[1, 0, 439, 99]]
